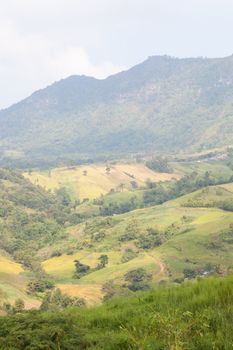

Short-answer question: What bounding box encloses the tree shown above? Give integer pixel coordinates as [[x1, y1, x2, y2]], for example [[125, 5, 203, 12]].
[[146, 179, 157, 189], [56, 187, 71, 206], [97, 254, 109, 269], [183, 268, 197, 279], [124, 268, 152, 291], [40, 288, 86, 311], [130, 181, 138, 189], [14, 299, 25, 313], [146, 156, 172, 173], [119, 219, 139, 242], [73, 260, 90, 279], [106, 166, 111, 174]]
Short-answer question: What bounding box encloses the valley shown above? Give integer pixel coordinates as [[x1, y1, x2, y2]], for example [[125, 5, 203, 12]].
[[0, 152, 232, 309], [1, 1, 233, 347]]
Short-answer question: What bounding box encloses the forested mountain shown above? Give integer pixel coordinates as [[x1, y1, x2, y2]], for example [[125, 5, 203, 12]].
[[1, 55, 233, 166]]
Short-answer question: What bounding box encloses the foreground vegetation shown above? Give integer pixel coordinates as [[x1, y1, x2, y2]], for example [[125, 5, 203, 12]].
[[0, 275, 233, 349]]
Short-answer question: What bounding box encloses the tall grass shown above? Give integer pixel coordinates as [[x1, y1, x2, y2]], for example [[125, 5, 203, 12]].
[[1, 275, 233, 349]]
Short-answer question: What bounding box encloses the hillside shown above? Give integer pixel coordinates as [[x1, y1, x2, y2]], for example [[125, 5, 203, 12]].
[[23, 163, 180, 201], [0, 158, 232, 307], [1, 55, 233, 166], [40, 182, 233, 301], [0, 168, 82, 306], [1, 275, 233, 349]]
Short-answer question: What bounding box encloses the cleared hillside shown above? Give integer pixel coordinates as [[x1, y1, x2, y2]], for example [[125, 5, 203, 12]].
[[24, 163, 180, 200]]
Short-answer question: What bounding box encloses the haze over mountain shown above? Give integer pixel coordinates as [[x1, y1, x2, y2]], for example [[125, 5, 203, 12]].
[[1, 55, 233, 167]]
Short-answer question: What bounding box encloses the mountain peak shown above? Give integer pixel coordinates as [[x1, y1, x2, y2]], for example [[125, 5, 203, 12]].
[[0, 55, 233, 167]]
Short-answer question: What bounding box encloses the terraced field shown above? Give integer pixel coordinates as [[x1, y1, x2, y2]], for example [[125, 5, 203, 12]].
[[56, 284, 103, 305]]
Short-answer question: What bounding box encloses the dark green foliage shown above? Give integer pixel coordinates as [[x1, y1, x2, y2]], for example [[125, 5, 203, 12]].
[[99, 196, 139, 216], [137, 227, 163, 249], [145, 179, 157, 189], [27, 279, 54, 294], [1, 299, 25, 316], [146, 157, 172, 173], [50, 250, 62, 258], [96, 255, 109, 269], [183, 268, 198, 279], [119, 220, 139, 242], [124, 268, 152, 291], [40, 288, 86, 311], [143, 171, 233, 208], [73, 260, 90, 279], [219, 199, 233, 212]]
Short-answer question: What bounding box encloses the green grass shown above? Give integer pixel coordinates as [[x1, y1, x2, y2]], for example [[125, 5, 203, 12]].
[[2, 275, 233, 349]]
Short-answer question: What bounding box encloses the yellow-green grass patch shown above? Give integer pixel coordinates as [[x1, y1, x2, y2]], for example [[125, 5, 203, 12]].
[[56, 284, 103, 305], [219, 183, 233, 193], [24, 163, 180, 200], [42, 251, 122, 280], [0, 254, 24, 275]]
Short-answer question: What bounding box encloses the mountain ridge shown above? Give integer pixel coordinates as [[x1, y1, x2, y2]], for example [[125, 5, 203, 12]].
[[1, 55, 233, 167]]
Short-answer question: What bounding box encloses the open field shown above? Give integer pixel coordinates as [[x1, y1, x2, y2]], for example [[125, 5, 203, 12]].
[[56, 284, 103, 305], [220, 182, 233, 192], [0, 254, 40, 309], [24, 163, 180, 200], [0, 255, 23, 275]]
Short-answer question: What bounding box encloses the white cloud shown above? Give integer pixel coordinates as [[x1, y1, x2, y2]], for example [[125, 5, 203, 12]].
[[0, 0, 233, 108], [48, 47, 123, 80], [0, 19, 124, 108]]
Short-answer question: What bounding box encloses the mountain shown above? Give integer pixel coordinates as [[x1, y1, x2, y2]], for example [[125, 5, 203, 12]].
[[1, 55, 233, 167]]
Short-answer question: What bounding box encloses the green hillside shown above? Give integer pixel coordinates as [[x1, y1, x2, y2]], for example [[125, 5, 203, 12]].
[[1, 56, 233, 166], [0, 168, 81, 306], [0, 162, 233, 308], [41, 182, 233, 301], [1, 275, 233, 349]]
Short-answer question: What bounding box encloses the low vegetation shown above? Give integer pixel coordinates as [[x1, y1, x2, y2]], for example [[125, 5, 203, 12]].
[[1, 275, 233, 349]]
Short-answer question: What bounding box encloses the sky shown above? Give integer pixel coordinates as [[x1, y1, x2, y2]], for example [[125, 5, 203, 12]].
[[0, 0, 233, 109]]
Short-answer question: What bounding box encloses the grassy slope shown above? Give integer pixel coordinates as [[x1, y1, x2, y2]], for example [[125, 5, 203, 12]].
[[172, 160, 233, 179], [2, 162, 232, 306], [42, 183, 233, 302], [1, 275, 233, 349], [24, 163, 180, 200], [0, 253, 40, 309]]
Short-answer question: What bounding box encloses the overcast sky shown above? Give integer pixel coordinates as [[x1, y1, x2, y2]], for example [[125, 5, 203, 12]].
[[0, 0, 232, 109]]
